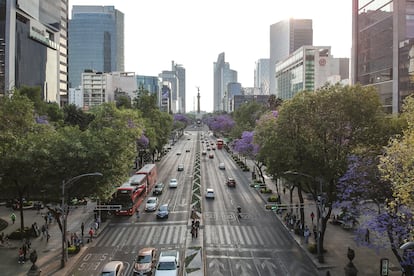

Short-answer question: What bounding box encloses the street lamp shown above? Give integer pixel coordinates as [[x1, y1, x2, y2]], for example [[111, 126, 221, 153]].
[[283, 170, 325, 263], [61, 172, 103, 268]]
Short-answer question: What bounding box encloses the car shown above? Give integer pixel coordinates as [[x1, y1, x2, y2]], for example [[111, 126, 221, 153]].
[[156, 204, 169, 219], [201, 150, 207, 156], [177, 164, 184, 171], [169, 178, 178, 188], [176, 151, 181, 155], [155, 250, 180, 276], [153, 182, 165, 195], [186, 149, 190, 152], [226, 177, 236, 187], [218, 163, 225, 170], [145, 197, 159, 212], [101, 260, 124, 276], [206, 147, 211, 151], [133, 247, 157, 275], [205, 188, 215, 199], [212, 146, 216, 150], [208, 153, 214, 159]]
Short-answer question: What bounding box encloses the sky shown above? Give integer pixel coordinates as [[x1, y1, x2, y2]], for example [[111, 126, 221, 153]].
[[69, 0, 352, 113]]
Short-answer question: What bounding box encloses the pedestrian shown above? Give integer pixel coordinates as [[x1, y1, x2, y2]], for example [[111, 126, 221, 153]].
[[10, 212, 16, 224], [136, 208, 140, 219], [22, 242, 27, 261], [365, 228, 370, 243], [81, 222, 84, 237], [310, 212, 315, 224], [283, 187, 286, 195], [313, 225, 318, 242], [46, 230, 50, 242], [191, 226, 195, 239], [43, 215, 47, 225], [41, 224, 46, 239], [18, 247, 24, 264], [195, 227, 198, 238], [304, 225, 310, 244], [195, 219, 200, 229], [89, 227, 94, 242]]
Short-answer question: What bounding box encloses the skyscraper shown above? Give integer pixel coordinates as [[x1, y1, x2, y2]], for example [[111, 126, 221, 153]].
[[269, 19, 313, 95], [69, 5, 124, 89], [213, 52, 237, 112], [352, 0, 414, 113], [1, 0, 68, 103], [159, 61, 186, 114], [254, 59, 270, 95]]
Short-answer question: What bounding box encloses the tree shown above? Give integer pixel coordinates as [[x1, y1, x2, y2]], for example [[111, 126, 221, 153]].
[[231, 101, 265, 139], [205, 114, 235, 137], [63, 104, 95, 131], [0, 92, 56, 238], [255, 84, 387, 259]]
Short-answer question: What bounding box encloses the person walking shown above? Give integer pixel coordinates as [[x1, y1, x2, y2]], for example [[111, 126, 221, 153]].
[[10, 212, 16, 224], [81, 222, 84, 237], [88, 227, 94, 242], [304, 225, 310, 244], [365, 228, 370, 244], [310, 212, 315, 224]]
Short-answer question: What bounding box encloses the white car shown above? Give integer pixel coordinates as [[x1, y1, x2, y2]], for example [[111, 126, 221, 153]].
[[177, 164, 184, 171], [169, 178, 178, 188], [100, 260, 124, 276], [155, 250, 180, 276], [205, 188, 215, 199], [145, 197, 158, 212], [219, 163, 225, 170]]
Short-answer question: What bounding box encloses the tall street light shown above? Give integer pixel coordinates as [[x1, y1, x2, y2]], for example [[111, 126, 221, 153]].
[[61, 172, 103, 268], [283, 170, 325, 263]]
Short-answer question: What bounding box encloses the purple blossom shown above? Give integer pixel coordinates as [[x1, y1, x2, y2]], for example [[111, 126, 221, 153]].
[[206, 115, 235, 133], [174, 114, 191, 125], [137, 134, 149, 148], [232, 131, 259, 158], [35, 115, 49, 124]]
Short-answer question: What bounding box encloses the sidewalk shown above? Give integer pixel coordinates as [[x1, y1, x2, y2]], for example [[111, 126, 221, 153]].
[[256, 173, 402, 275], [0, 201, 99, 276]]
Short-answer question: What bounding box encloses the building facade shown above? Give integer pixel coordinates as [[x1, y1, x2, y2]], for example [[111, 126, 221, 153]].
[[254, 59, 270, 95], [159, 61, 185, 114], [69, 5, 124, 89], [269, 19, 313, 95], [352, 0, 414, 113], [213, 52, 237, 112], [136, 75, 159, 95], [275, 46, 349, 100], [233, 94, 270, 111], [1, 0, 68, 103]]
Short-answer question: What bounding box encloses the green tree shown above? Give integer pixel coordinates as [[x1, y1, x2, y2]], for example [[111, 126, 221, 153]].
[[63, 104, 95, 131], [256, 84, 387, 258], [231, 101, 265, 139], [0, 92, 56, 238]]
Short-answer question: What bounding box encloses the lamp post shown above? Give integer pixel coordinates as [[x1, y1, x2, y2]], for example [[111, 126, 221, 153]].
[[61, 172, 102, 268], [283, 170, 325, 263]]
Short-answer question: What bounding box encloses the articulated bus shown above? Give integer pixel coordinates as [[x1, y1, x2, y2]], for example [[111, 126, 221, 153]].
[[113, 176, 146, 216], [136, 163, 157, 194], [216, 139, 224, 149]]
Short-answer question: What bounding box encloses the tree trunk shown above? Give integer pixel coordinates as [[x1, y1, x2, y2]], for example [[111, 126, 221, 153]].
[[18, 192, 25, 240], [297, 186, 305, 229]]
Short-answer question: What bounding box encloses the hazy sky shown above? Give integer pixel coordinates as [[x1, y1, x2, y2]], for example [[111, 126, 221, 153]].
[[69, 0, 352, 112]]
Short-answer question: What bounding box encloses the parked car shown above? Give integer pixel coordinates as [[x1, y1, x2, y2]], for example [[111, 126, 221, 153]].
[[153, 183, 165, 195], [101, 261, 124, 276], [218, 163, 225, 170], [145, 197, 159, 212], [156, 204, 169, 219], [205, 188, 215, 199], [177, 164, 184, 171], [226, 177, 236, 187], [133, 247, 157, 275], [155, 250, 180, 276], [169, 179, 178, 188]]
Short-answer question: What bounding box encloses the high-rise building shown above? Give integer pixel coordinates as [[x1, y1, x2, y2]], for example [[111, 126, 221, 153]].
[[159, 61, 185, 114], [213, 52, 237, 112], [69, 5, 124, 89], [269, 19, 313, 95], [352, 0, 414, 113], [275, 46, 350, 100], [254, 59, 270, 95], [136, 75, 160, 95], [1, 0, 68, 104]]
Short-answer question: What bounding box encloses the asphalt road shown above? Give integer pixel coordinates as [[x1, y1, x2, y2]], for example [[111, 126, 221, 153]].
[[66, 129, 319, 276]]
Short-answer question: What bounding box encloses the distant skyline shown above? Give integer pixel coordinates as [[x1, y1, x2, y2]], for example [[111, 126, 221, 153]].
[[69, 0, 352, 112]]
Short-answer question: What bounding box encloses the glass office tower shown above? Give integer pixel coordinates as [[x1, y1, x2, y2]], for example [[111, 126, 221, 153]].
[[69, 5, 124, 89], [352, 0, 414, 113]]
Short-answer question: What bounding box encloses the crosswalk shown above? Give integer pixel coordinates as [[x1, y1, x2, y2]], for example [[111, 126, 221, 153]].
[[205, 225, 290, 248], [93, 224, 187, 248]]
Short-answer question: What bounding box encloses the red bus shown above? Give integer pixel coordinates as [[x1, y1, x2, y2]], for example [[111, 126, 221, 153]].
[[216, 139, 224, 149], [113, 176, 146, 216], [136, 164, 157, 194]]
